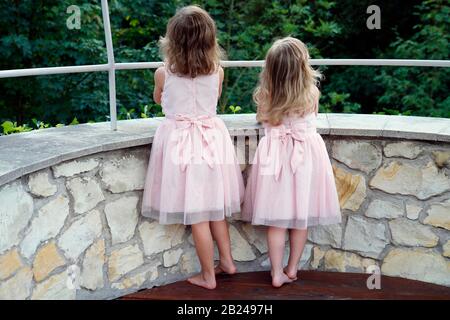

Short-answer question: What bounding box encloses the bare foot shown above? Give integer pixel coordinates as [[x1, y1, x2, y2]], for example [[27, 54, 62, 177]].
[[271, 271, 293, 288], [187, 273, 216, 290], [283, 267, 298, 281], [215, 260, 237, 275]]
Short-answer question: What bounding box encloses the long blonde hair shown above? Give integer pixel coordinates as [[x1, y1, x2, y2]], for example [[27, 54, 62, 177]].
[[254, 37, 322, 126], [159, 5, 223, 78]]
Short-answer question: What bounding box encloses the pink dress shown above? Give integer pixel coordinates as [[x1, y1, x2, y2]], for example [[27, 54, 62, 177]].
[[142, 67, 244, 225], [242, 113, 341, 229]]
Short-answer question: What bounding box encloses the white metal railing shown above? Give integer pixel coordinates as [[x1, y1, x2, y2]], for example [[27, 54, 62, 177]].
[[2, 59, 449, 79], [0, 0, 449, 130]]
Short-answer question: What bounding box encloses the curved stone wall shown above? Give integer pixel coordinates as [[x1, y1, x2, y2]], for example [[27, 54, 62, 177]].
[[0, 114, 449, 300]]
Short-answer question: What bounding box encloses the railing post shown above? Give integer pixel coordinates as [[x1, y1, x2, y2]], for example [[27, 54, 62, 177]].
[[101, 0, 117, 131]]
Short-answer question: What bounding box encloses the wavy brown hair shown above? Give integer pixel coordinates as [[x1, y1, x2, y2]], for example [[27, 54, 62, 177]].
[[254, 37, 322, 126], [160, 5, 223, 78]]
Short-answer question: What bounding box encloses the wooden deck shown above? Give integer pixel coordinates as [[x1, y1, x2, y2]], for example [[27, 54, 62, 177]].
[[121, 271, 450, 300]]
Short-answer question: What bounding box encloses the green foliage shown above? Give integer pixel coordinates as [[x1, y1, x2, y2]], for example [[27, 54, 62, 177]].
[[205, 0, 345, 112], [375, 0, 450, 117], [117, 103, 164, 120], [228, 105, 242, 114], [0, 0, 109, 125], [320, 92, 362, 114], [69, 117, 79, 125], [1, 121, 33, 135], [0, 117, 82, 135], [0, 0, 448, 134]]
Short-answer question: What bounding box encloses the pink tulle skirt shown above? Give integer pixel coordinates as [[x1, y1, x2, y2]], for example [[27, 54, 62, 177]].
[[242, 115, 341, 229], [142, 115, 244, 225]]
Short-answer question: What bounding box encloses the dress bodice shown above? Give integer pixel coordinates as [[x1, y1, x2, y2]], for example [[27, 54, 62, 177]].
[[263, 112, 317, 133], [161, 66, 220, 117]]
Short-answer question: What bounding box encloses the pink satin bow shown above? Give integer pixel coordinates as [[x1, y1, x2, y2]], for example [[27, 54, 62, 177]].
[[173, 114, 216, 171], [263, 124, 308, 181]]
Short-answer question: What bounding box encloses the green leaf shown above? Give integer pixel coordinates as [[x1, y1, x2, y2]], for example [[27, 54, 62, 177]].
[[1, 121, 15, 134]]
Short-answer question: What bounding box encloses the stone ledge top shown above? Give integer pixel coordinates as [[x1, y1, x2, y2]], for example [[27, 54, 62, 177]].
[[1, 113, 449, 187]]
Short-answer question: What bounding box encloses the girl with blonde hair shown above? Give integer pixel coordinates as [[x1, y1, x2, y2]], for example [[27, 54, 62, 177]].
[[243, 37, 341, 287]]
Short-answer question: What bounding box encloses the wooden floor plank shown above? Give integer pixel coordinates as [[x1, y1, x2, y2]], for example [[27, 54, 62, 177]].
[[120, 271, 450, 300]]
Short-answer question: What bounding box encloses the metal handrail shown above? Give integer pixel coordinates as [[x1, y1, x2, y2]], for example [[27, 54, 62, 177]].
[[0, 0, 449, 130], [1, 59, 448, 79]]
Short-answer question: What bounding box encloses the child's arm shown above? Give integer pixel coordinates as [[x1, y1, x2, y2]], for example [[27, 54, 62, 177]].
[[218, 66, 224, 97], [153, 67, 165, 105]]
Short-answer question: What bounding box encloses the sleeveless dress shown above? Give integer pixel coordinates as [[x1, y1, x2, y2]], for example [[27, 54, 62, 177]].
[[142, 67, 245, 225], [242, 113, 341, 229]]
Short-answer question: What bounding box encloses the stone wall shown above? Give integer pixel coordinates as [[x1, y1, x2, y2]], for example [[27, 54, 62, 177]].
[[0, 133, 449, 300]]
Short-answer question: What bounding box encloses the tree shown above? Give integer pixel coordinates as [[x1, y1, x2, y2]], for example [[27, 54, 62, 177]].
[[376, 0, 450, 117], [0, 0, 448, 134], [0, 1, 110, 125]]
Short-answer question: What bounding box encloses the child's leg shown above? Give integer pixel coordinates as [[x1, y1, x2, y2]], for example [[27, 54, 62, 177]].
[[267, 226, 293, 288], [285, 228, 308, 280], [188, 221, 217, 289], [210, 220, 237, 275]]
